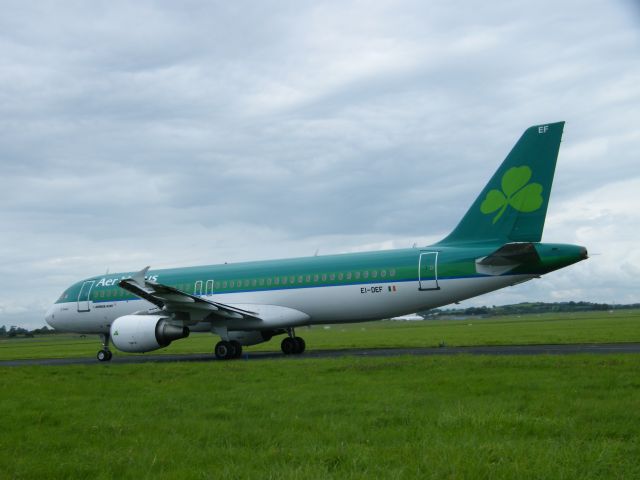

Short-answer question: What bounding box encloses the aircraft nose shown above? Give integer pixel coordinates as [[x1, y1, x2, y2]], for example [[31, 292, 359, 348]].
[[45, 306, 56, 328]]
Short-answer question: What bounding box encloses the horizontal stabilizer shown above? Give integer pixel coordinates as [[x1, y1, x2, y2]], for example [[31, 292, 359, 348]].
[[475, 242, 540, 275]]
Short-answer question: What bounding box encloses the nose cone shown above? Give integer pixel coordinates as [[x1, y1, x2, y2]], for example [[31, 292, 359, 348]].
[[45, 306, 56, 329]]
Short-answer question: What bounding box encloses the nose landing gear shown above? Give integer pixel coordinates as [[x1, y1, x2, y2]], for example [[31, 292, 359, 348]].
[[97, 333, 113, 362]]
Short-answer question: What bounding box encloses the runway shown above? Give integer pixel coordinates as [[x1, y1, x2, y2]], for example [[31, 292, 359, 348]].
[[2, 343, 640, 366]]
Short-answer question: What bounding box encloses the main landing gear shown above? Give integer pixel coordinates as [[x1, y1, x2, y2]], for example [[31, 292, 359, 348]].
[[281, 328, 305, 355], [97, 333, 113, 362], [214, 340, 243, 360]]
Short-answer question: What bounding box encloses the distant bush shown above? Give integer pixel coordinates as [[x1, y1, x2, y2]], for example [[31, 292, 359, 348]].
[[422, 302, 640, 317], [0, 325, 55, 337]]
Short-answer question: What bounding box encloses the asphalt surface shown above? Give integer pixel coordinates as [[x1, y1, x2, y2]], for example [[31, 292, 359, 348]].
[[2, 343, 640, 366]]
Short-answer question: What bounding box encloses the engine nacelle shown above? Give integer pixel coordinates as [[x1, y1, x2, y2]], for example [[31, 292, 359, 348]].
[[110, 315, 189, 353], [227, 329, 283, 346]]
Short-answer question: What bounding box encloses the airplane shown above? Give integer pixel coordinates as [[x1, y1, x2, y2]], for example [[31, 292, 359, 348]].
[[45, 121, 588, 361]]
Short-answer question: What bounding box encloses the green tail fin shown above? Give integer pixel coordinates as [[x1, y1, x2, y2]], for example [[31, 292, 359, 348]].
[[438, 121, 564, 245]]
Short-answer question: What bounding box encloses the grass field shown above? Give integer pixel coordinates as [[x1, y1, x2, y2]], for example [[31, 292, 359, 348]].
[[2, 312, 639, 478], [1, 355, 639, 479], [1, 310, 639, 361]]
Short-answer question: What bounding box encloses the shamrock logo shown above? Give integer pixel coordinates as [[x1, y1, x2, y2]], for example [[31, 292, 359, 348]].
[[480, 166, 543, 224]]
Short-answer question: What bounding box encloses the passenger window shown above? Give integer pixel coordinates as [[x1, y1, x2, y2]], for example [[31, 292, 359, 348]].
[[381, 270, 386, 278], [223, 281, 228, 288], [282, 277, 288, 285], [267, 278, 272, 286], [322, 274, 327, 281], [330, 274, 335, 281], [274, 278, 280, 285], [298, 276, 303, 283], [355, 272, 360, 280], [372, 271, 378, 278], [252, 279, 257, 287], [259, 278, 264, 286], [290, 276, 295, 283], [338, 273, 343, 280], [363, 271, 369, 279], [313, 274, 319, 282], [346, 272, 352, 280], [244, 279, 249, 287], [390, 268, 396, 277], [306, 275, 311, 282]]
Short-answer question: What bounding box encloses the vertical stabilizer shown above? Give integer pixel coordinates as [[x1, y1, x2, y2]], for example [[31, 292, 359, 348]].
[[438, 122, 564, 245]]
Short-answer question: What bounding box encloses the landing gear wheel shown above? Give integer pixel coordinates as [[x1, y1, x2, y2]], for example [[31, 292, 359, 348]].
[[230, 340, 243, 358], [97, 349, 111, 362], [281, 337, 296, 355], [215, 341, 230, 359], [215, 341, 237, 360], [97, 333, 112, 362], [293, 337, 306, 354]]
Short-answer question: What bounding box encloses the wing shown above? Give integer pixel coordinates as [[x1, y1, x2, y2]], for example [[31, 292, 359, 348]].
[[118, 266, 309, 329], [475, 242, 540, 275], [118, 266, 260, 321]]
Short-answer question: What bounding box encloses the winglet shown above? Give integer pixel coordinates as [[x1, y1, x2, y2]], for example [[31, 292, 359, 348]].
[[130, 266, 150, 288]]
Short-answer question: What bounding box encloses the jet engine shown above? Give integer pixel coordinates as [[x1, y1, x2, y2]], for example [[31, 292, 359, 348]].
[[110, 315, 189, 353]]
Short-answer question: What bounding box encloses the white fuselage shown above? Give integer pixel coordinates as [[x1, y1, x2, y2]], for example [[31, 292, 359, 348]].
[[46, 274, 533, 334]]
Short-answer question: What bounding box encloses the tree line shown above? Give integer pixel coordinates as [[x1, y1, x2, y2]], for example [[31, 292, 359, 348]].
[[419, 301, 640, 318], [0, 325, 54, 338]]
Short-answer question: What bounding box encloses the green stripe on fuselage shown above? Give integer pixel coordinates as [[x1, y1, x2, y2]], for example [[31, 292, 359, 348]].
[[55, 242, 584, 304]]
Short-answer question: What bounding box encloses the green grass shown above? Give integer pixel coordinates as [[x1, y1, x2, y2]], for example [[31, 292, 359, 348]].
[[1, 355, 639, 479], [2, 310, 639, 361]]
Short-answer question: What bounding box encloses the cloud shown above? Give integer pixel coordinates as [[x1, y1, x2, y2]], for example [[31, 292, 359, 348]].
[[0, 0, 639, 328]]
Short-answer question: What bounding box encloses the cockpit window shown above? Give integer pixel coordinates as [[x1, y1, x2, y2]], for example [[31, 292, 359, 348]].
[[57, 290, 70, 303]]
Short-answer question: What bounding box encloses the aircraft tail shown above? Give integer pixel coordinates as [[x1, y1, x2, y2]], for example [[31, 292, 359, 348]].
[[438, 122, 564, 245]]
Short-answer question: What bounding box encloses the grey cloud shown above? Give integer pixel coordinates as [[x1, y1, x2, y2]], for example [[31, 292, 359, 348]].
[[1, 0, 639, 328]]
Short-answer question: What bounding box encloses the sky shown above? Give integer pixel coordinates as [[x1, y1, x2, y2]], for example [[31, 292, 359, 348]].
[[1, 0, 639, 328]]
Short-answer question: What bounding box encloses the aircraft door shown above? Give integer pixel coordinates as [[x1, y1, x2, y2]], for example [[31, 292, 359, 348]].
[[419, 252, 439, 290], [77, 280, 95, 312], [205, 280, 214, 295]]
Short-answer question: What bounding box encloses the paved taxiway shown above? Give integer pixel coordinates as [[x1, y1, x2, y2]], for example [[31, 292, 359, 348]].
[[2, 343, 640, 366]]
